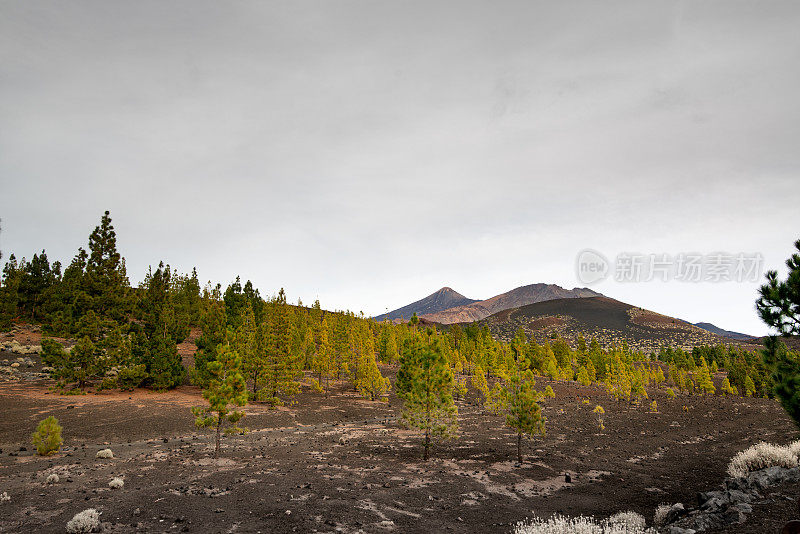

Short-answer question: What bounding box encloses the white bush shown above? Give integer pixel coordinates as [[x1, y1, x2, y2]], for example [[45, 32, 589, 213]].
[[46, 473, 60, 484], [727, 442, 798, 479], [788, 440, 800, 458], [652, 504, 671, 527], [95, 448, 113, 459], [108, 477, 124, 489], [606, 512, 646, 529], [0, 491, 10, 503], [66, 508, 101, 533], [514, 513, 655, 534]]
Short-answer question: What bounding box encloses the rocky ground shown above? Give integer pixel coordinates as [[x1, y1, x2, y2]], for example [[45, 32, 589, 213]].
[[0, 341, 798, 533]]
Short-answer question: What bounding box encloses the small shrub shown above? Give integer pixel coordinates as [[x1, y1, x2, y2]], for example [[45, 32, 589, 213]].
[[0, 491, 9, 503], [66, 508, 101, 533], [789, 440, 800, 458], [653, 504, 671, 527], [108, 477, 124, 489], [544, 385, 555, 399], [32, 416, 63, 456], [607, 512, 647, 529], [593, 405, 605, 430], [727, 442, 798, 478], [46, 473, 60, 484], [95, 448, 113, 459], [649, 400, 657, 413], [665, 388, 675, 399]]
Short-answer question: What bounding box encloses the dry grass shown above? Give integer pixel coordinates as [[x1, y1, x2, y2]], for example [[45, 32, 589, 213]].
[[727, 442, 798, 479]]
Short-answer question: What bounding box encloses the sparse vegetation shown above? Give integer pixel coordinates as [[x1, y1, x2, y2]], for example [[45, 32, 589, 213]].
[[95, 448, 113, 459], [108, 477, 124, 489]]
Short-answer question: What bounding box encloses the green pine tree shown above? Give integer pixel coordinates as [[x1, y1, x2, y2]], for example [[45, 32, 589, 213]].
[[486, 339, 546, 463], [396, 337, 458, 461], [191, 342, 248, 457]]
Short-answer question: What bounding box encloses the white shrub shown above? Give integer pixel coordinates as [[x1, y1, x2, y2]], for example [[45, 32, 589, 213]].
[[652, 504, 671, 527], [0, 491, 10, 503], [95, 448, 113, 459], [108, 477, 124, 489], [46, 473, 60, 484], [66, 508, 101, 533], [727, 442, 798, 479], [788, 440, 800, 458], [607, 512, 646, 529], [514, 513, 655, 534]]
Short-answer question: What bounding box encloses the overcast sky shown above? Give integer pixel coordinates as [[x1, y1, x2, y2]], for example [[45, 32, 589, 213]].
[[1, 1, 799, 336]]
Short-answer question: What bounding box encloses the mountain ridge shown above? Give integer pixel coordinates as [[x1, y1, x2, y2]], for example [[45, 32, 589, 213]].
[[421, 283, 603, 324], [373, 287, 478, 322], [692, 322, 755, 341], [479, 296, 761, 351]]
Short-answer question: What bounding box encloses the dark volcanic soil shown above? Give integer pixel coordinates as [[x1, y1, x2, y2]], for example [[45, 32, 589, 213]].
[[0, 355, 797, 533]]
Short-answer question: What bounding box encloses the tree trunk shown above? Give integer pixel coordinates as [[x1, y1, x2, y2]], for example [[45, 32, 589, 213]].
[[517, 432, 522, 464], [215, 413, 222, 458], [423, 429, 430, 461]]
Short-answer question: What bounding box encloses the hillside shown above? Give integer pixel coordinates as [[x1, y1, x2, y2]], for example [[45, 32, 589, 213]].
[[692, 322, 755, 340], [479, 296, 761, 352], [373, 287, 478, 322], [421, 283, 602, 324]]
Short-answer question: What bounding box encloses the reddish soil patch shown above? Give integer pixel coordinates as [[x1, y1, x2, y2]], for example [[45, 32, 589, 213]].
[[0, 362, 797, 533]]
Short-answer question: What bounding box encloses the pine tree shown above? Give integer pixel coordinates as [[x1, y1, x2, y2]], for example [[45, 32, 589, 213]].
[[193, 296, 227, 387], [605, 353, 632, 402], [576, 366, 591, 386], [720, 377, 738, 396], [486, 339, 546, 463], [744, 374, 756, 397], [313, 318, 335, 395], [356, 333, 390, 402], [234, 302, 259, 397], [83, 211, 129, 323], [59, 336, 98, 390], [258, 289, 301, 405], [396, 337, 458, 461], [191, 342, 247, 457], [694, 357, 716, 395], [471, 365, 490, 400]]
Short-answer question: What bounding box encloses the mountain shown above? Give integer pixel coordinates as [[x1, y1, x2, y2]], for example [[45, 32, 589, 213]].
[[479, 296, 762, 352], [421, 283, 602, 324], [374, 287, 478, 322], [692, 322, 755, 341]]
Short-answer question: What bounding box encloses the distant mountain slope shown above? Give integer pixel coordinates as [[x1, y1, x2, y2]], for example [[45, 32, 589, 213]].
[[479, 296, 758, 352], [421, 283, 602, 324], [374, 287, 478, 322], [692, 322, 754, 341]]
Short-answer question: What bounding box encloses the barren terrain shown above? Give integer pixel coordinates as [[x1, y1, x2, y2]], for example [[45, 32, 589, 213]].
[[1, 348, 798, 533]]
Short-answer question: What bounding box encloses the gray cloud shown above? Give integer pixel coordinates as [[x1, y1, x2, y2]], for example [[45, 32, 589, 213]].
[[1, 1, 799, 334]]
